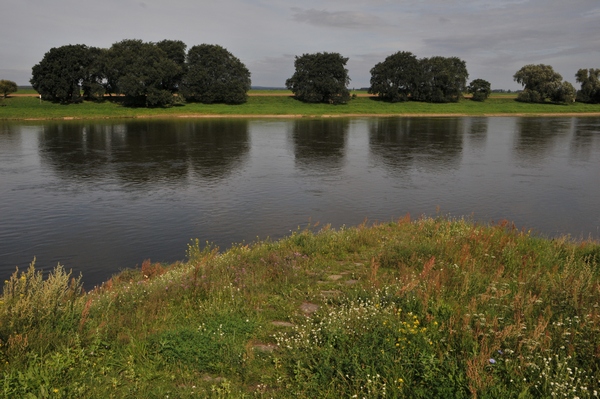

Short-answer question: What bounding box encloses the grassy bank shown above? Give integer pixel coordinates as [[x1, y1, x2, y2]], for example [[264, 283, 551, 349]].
[[1, 217, 599, 398], [1, 94, 600, 120]]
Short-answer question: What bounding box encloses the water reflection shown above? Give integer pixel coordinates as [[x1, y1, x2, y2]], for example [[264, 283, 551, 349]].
[[38, 120, 250, 185], [184, 120, 250, 181], [368, 118, 464, 173], [570, 118, 600, 162], [290, 119, 349, 170], [0, 123, 22, 151], [466, 117, 488, 149], [513, 118, 572, 164]]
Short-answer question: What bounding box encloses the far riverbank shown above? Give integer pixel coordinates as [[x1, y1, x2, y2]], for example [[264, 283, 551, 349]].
[[2, 94, 600, 121]]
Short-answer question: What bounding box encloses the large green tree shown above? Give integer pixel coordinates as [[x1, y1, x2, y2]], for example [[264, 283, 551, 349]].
[[513, 64, 574, 103], [30, 44, 102, 103], [575, 68, 600, 104], [286, 52, 350, 104], [103, 39, 183, 107], [0, 80, 18, 98], [414, 56, 468, 103], [181, 44, 251, 104], [368, 51, 420, 102]]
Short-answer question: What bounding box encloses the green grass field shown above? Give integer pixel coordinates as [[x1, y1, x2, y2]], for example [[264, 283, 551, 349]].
[[1, 217, 599, 398], [1, 93, 599, 121]]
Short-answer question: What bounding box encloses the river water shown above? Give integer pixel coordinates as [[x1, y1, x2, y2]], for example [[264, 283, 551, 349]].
[[1, 117, 599, 287]]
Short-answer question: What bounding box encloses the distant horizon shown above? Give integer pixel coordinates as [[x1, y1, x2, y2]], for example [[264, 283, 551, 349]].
[[14, 84, 524, 93]]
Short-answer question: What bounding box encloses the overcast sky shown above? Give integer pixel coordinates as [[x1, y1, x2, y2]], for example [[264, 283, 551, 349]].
[[1, 0, 598, 90]]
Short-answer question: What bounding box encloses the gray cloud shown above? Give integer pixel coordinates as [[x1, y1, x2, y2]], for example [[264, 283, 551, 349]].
[[0, 0, 597, 90], [291, 7, 386, 29]]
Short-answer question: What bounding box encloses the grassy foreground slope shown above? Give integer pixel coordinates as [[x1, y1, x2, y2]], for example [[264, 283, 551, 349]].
[[1, 95, 600, 120], [1, 217, 599, 398]]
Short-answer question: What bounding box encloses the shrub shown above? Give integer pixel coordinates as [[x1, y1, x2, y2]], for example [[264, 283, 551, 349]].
[[0, 260, 84, 356]]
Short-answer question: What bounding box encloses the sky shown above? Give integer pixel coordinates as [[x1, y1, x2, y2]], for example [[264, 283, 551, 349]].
[[1, 0, 598, 90]]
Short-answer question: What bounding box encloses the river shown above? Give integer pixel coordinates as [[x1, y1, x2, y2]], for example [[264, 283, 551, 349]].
[[1, 116, 599, 287]]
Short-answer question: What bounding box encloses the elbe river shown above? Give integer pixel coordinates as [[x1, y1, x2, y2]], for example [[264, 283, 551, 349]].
[[1, 116, 599, 287]]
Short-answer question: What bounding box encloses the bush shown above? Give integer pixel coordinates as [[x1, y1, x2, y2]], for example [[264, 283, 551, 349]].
[[0, 79, 18, 98], [0, 260, 84, 356], [468, 79, 491, 102]]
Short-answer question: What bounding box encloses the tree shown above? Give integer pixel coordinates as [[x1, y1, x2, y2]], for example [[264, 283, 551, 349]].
[[513, 64, 574, 103], [414, 56, 468, 103], [0, 80, 18, 98], [30, 44, 99, 103], [181, 44, 251, 104], [575, 68, 600, 103], [286, 52, 350, 104], [80, 46, 106, 101], [467, 79, 491, 101], [368, 51, 420, 102], [103, 39, 181, 107], [550, 81, 575, 103], [156, 40, 187, 94]]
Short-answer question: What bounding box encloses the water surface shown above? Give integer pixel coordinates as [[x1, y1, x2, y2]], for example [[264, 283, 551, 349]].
[[1, 117, 599, 286]]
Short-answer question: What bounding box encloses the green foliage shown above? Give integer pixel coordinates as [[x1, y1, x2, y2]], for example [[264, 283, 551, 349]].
[[369, 52, 469, 103], [181, 44, 251, 104], [468, 78, 492, 102], [156, 39, 187, 93], [369, 51, 420, 102], [103, 39, 183, 107], [1, 219, 600, 397], [575, 68, 600, 103], [415, 56, 469, 103], [286, 52, 351, 104], [514, 64, 575, 104], [30, 44, 102, 103], [0, 80, 17, 98], [151, 313, 256, 374], [0, 260, 84, 361], [274, 291, 469, 398]]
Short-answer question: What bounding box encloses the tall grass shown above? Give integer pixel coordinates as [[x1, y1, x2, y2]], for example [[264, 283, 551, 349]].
[[1, 218, 599, 397]]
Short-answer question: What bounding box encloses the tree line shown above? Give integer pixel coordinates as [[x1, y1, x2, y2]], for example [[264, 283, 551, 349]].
[[20, 40, 600, 107], [30, 40, 250, 106], [288, 51, 598, 105]]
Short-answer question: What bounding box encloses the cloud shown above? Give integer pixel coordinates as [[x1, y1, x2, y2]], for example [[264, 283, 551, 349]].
[[291, 7, 386, 29]]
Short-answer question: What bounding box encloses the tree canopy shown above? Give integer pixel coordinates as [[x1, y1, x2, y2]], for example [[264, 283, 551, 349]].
[[368, 51, 420, 102], [30, 39, 250, 107], [103, 39, 186, 107], [30, 44, 102, 103], [181, 44, 251, 104], [414, 56, 469, 103], [369, 53, 468, 103], [467, 79, 491, 102], [575, 68, 600, 104], [286, 52, 350, 104], [513, 64, 575, 104], [0, 80, 18, 98]]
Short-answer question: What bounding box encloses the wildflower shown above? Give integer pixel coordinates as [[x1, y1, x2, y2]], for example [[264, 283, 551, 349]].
[[489, 358, 496, 364]]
